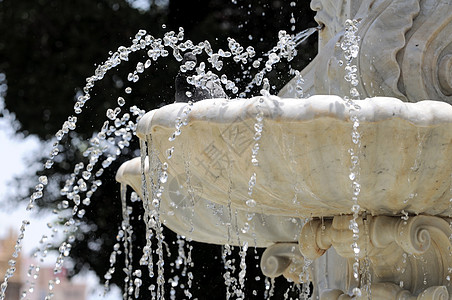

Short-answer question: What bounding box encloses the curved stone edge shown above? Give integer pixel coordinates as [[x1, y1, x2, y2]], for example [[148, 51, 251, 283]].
[[116, 156, 146, 199], [136, 96, 452, 139]]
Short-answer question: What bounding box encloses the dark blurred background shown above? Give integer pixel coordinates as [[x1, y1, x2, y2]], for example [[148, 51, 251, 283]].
[[0, 0, 317, 298]]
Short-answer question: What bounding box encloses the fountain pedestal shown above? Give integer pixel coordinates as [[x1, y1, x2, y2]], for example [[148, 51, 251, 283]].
[[263, 215, 452, 299]]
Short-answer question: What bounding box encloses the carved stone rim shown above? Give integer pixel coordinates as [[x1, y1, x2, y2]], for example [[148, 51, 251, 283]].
[[136, 96, 452, 140]]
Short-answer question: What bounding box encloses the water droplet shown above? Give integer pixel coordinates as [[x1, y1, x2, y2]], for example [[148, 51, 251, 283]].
[[160, 171, 168, 184], [166, 147, 174, 159], [125, 87, 132, 94], [351, 204, 360, 213], [82, 171, 91, 180], [241, 222, 250, 233], [246, 199, 256, 207], [77, 209, 86, 218], [352, 287, 362, 297], [39, 176, 48, 185], [252, 60, 261, 68], [55, 130, 64, 141], [117, 97, 125, 106], [45, 160, 54, 169], [136, 62, 145, 73], [106, 109, 116, 120], [350, 86, 359, 98]]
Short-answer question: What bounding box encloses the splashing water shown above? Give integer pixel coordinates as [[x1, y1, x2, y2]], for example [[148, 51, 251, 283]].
[[0, 16, 322, 300], [242, 27, 319, 98], [341, 19, 364, 292]]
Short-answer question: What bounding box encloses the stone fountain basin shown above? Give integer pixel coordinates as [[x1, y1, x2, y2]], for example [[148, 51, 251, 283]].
[[136, 95, 452, 218]]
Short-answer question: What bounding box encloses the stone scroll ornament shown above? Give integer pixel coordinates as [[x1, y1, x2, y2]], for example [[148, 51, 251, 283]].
[[261, 215, 452, 299]]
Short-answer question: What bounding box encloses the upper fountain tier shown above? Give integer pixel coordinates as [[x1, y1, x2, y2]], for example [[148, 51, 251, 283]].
[[136, 95, 452, 218]]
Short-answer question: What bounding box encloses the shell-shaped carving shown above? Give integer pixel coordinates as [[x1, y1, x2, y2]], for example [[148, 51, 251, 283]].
[[357, 0, 452, 103], [310, 215, 452, 295], [400, 0, 452, 103], [358, 0, 421, 101], [136, 96, 452, 218], [280, 0, 452, 105]]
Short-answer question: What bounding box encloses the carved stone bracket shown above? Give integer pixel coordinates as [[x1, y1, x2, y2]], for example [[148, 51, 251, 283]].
[[262, 215, 452, 299], [260, 243, 310, 283]]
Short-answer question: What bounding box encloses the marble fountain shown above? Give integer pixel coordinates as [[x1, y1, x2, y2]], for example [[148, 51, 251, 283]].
[[114, 0, 452, 299]]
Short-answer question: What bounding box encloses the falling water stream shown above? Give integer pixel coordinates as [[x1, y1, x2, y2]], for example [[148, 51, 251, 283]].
[[0, 11, 371, 300]]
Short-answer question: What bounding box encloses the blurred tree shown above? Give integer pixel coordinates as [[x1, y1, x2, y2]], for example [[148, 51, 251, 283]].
[[0, 0, 317, 298]]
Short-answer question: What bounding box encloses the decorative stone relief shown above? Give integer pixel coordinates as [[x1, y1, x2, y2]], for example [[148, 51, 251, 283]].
[[296, 215, 452, 298], [257, 215, 452, 299], [279, 0, 452, 104]]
